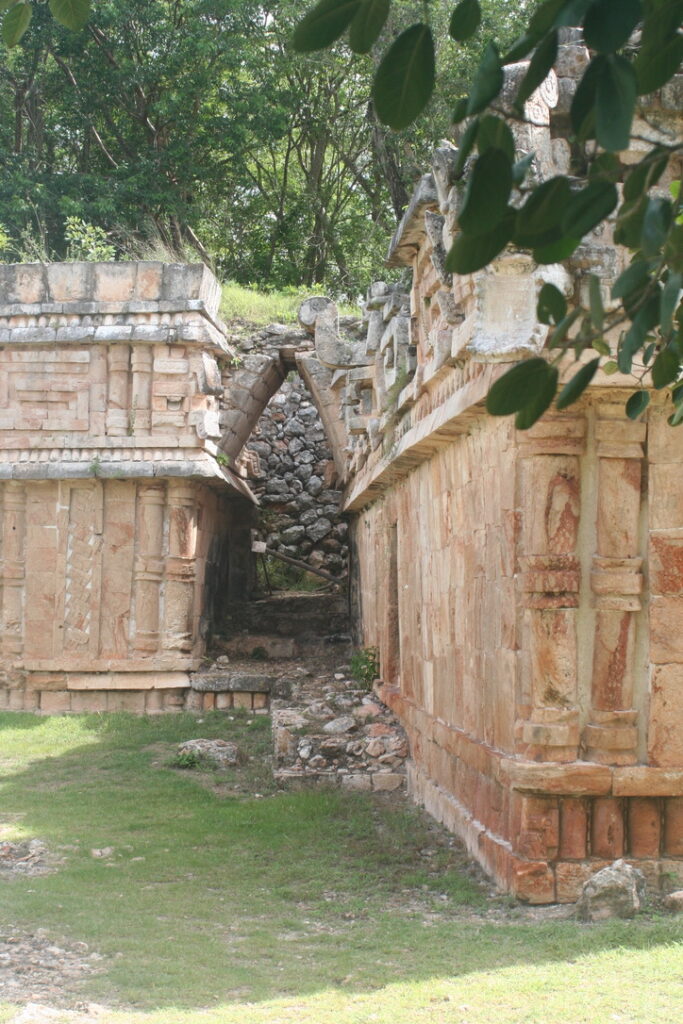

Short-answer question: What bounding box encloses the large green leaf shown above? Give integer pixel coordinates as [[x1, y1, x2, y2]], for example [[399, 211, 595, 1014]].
[[458, 149, 512, 236], [537, 282, 567, 325], [528, 0, 565, 35], [2, 1, 30, 46], [486, 357, 554, 415], [477, 115, 514, 161], [449, 0, 481, 42], [623, 148, 669, 202], [293, 0, 362, 52], [515, 30, 558, 109], [626, 391, 650, 419], [614, 196, 647, 248], [570, 57, 602, 139], [661, 272, 682, 335], [445, 211, 515, 274], [652, 346, 680, 389], [533, 236, 580, 263], [49, 0, 89, 30], [583, 0, 643, 53], [595, 54, 637, 152], [515, 365, 559, 428], [641, 197, 673, 259], [514, 176, 570, 247], [561, 180, 618, 237], [589, 273, 605, 330], [556, 357, 600, 409], [635, 0, 683, 93], [467, 42, 503, 115], [454, 118, 479, 176], [349, 0, 390, 54], [372, 24, 435, 130]]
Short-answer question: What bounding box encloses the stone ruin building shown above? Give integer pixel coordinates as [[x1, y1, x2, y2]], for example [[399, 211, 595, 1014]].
[[0, 34, 682, 903]]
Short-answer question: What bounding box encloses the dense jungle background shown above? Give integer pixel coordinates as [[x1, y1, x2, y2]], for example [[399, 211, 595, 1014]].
[[0, 0, 532, 297]]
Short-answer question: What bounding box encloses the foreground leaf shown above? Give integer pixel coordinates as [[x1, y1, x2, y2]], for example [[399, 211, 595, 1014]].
[[2, 1, 30, 46], [477, 115, 514, 161], [449, 0, 481, 42], [373, 24, 435, 129], [349, 0, 390, 54], [515, 30, 558, 109], [556, 357, 600, 409], [458, 149, 512, 236], [49, 0, 90, 30], [445, 212, 514, 274], [583, 0, 642, 53], [635, 0, 683, 93], [514, 176, 570, 247], [486, 357, 554, 415], [293, 0, 361, 52], [652, 346, 680, 389], [537, 282, 567, 325], [595, 54, 637, 151], [515, 365, 559, 428], [626, 391, 650, 419], [561, 180, 618, 237], [467, 42, 503, 115]]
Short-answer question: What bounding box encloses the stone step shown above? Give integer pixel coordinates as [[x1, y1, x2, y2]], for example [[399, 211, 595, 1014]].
[[222, 593, 350, 640]]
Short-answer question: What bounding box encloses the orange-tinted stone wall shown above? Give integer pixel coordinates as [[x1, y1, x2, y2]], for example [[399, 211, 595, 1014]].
[[0, 477, 233, 713], [354, 398, 683, 902]]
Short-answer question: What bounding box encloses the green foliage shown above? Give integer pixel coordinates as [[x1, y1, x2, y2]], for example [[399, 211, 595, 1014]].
[[64, 217, 116, 262], [349, 646, 380, 687], [293, 0, 683, 428], [169, 749, 202, 770]]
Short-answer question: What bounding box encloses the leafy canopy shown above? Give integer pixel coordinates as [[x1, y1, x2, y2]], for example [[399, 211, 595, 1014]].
[[293, 0, 683, 428]]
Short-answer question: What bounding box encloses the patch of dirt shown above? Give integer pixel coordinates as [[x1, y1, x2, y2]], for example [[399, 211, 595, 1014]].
[[0, 842, 56, 879], [0, 929, 105, 1012]]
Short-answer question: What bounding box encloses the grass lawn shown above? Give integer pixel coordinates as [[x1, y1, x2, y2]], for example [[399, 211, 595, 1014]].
[[0, 711, 681, 1023]]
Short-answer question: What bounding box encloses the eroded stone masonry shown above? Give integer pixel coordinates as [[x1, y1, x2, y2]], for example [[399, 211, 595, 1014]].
[[1, 35, 682, 902]]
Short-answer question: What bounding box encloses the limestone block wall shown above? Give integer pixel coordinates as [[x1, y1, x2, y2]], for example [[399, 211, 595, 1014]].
[[352, 398, 683, 903], [0, 261, 255, 712], [297, 51, 683, 901]]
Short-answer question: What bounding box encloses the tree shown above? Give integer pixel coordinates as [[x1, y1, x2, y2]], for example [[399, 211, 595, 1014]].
[[293, 0, 683, 427], [0, 0, 90, 46]]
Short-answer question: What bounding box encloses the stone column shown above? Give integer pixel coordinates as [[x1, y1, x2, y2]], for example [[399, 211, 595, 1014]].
[[516, 415, 585, 762], [583, 406, 645, 765], [132, 483, 165, 653], [130, 347, 153, 433], [163, 482, 197, 652], [105, 345, 130, 436], [0, 482, 26, 658]]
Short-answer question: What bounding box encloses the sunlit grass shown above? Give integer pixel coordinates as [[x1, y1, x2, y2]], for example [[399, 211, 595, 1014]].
[[0, 712, 681, 1023], [220, 281, 359, 326]]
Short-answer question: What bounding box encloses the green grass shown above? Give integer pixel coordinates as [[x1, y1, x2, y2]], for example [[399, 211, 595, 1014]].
[[0, 712, 681, 1023], [220, 282, 359, 326]]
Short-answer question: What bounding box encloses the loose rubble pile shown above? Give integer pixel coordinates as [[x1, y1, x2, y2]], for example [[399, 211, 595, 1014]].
[[246, 371, 349, 577], [0, 841, 51, 878], [273, 665, 408, 792]]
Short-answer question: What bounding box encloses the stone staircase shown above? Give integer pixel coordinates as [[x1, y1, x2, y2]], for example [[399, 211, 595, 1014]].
[[192, 591, 408, 791]]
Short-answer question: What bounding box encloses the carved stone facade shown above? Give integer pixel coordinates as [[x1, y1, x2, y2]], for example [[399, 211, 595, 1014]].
[[0, 262, 253, 712]]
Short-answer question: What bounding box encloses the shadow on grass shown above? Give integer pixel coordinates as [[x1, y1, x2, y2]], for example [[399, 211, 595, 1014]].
[[0, 711, 681, 1012]]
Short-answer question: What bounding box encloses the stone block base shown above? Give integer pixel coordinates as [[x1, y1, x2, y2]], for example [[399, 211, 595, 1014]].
[[0, 678, 270, 715], [408, 761, 683, 903]]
